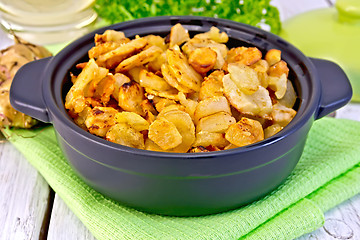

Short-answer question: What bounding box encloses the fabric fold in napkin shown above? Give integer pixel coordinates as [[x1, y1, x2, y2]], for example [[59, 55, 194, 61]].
[[4, 117, 360, 240]]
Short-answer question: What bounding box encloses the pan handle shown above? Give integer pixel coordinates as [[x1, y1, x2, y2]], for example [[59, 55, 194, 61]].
[[310, 58, 352, 119], [10, 57, 52, 123]]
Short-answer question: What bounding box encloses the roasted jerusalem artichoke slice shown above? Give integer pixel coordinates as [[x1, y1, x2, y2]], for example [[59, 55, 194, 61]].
[[225, 117, 264, 147], [117, 81, 145, 116], [166, 45, 203, 92], [65, 59, 109, 113], [106, 123, 145, 149], [84, 107, 118, 137], [222, 74, 272, 118], [148, 117, 183, 150]]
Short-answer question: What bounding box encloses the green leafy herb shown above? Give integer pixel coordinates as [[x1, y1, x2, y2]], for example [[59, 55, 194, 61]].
[[93, 0, 281, 34]]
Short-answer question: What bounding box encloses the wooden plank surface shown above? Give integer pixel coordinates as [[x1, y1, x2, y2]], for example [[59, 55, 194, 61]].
[[1, 0, 360, 239], [0, 141, 51, 240]]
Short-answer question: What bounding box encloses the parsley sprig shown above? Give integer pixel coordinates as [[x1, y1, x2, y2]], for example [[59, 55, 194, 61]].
[[93, 0, 281, 34]]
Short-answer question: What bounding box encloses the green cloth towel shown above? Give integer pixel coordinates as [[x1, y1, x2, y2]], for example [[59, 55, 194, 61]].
[[3, 117, 360, 240]]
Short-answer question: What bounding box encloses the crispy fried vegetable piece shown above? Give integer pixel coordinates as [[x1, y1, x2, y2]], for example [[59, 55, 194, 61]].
[[96, 38, 147, 69], [85, 106, 118, 137], [93, 73, 115, 104], [115, 45, 163, 72], [106, 123, 145, 149], [194, 96, 231, 124], [198, 70, 224, 101], [143, 34, 167, 51], [177, 92, 198, 120], [65, 59, 109, 113], [265, 49, 281, 66], [182, 38, 228, 69], [139, 68, 172, 91], [227, 47, 262, 66], [95, 30, 126, 45], [267, 60, 289, 78], [268, 73, 287, 99], [222, 74, 272, 118], [228, 63, 260, 95], [194, 26, 229, 43], [264, 123, 283, 138], [225, 117, 264, 147], [196, 111, 236, 133], [188, 47, 217, 74], [169, 23, 190, 48], [161, 63, 192, 93], [115, 111, 149, 131], [158, 109, 195, 153], [271, 103, 297, 126], [112, 73, 131, 101], [166, 45, 203, 92], [118, 81, 145, 116], [278, 80, 297, 108], [148, 117, 183, 150], [193, 131, 229, 148]]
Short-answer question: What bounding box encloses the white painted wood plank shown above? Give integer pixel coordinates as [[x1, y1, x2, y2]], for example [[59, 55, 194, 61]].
[[271, 0, 329, 21], [47, 195, 97, 240], [297, 194, 360, 240], [0, 141, 51, 240]]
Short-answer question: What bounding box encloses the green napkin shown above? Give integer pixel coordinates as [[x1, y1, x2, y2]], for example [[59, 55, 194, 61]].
[[3, 117, 360, 240]]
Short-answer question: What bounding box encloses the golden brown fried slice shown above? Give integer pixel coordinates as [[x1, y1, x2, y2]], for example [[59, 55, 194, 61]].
[[158, 109, 196, 153], [148, 117, 183, 150], [271, 103, 297, 127], [139, 68, 172, 91], [198, 70, 224, 101], [250, 59, 270, 88], [268, 73, 287, 99], [267, 60, 289, 78], [145, 87, 180, 101], [194, 26, 229, 43], [115, 111, 149, 131], [265, 49, 281, 66], [177, 92, 197, 120], [65, 59, 109, 113], [193, 131, 229, 148], [188, 47, 217, 74], [194, 96, 231, 124], [94, 30, 127, 45], [84, 106, 119, 137], [166, 45, 203, 92], [169, 23, 190, 48], [89, 42, 122, 59], [227, 47, 262, 66], [112, 73, 131, 101], [96, 38, 147, 69], [118, 81, 145, 116], [143, 34, 167, 51], [228, 63, 260, 95], [93, 73, 115, 104], [153, 98, 178, 113], [222, 74, 272, 118], [264, 124, 283, 139], [278, 80, 297, 108], [115, 45, 163, 73], [196, 111, 236, 133], [106, 123, 145, 149], [225, 117, 264, 147], [161, 63, 193, 93], [182, 38, 228, 70]]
